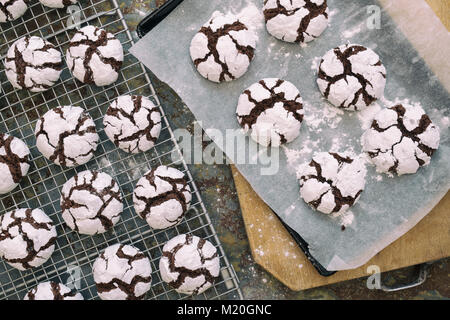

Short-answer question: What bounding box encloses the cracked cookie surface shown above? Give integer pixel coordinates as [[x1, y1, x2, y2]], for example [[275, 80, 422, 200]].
[[317, 44, 386, 111], [362, 104, 440, 175], [297, 152, 367, 214], [133, 166, 192, 230], [24, 281, 84, 300], [35, 105, 99, 167], [0, 133, 30, 194], [66, 25, 123, 86], [61, 170, 123, 235], [0, 208, 57, 271], [160, 234, 220, 295], [4, 36, 62, 92], [93, 244, 152, 300], [103, 95, 162, 154], [263, 0, 329, 44], [236, 78, 304, 147], [190, 11, 257, 83], [39, 0, 77, 8], [0, 0, 28, 23]]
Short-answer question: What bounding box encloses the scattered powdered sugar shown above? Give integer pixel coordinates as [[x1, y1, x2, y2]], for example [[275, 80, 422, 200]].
[[341, 22, 364, 39], [358, 102, 382, 130], [237, 3, 264, 32], [99, 157, 111, 169], [328, 8, 339, 21], [311, 56, 322, 72], [284, 204, 297, 216], [254, 246, 265, 257], [333, 210, 355, 227], [282, 144, 313, 167], [304, 103, 344, 130]]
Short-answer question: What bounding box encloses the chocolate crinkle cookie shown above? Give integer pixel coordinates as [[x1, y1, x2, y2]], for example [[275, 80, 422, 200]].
[[24, 282, 84, 300], [66, 25, 124, 86], [159, 234, 220, 295], [190, 11, 257, 83], [103, 95, 162, 154], [35, 106, 99, 167], [236, 78, 304, 147], [297, 152, 367, 215], [362, 104, 440, 176], [317, 44, 386, 111], [0, 208, 57, 271], [61, 170, 123, 235], [93, 244, 152, 300], [0, 0, 28, 23], [4, 36, 62, 92], [0, 133, 30, 194], [39, 0, 78, 8], [133, 166, 192, 230], [263, 0, 329, 44]]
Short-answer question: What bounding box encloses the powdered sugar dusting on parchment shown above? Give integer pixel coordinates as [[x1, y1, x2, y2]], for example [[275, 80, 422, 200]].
[[237, 3, 264, 31], [358, 102, 382, 130]]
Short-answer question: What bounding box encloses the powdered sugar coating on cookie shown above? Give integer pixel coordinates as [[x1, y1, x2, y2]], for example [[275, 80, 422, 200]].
[[237, 78, 304, 147], [35, 106, 99, 167], [0, 0, 28, 23], [317, 44, 386, 111], [190, 11, 257, 83], [0, 208, 57, 271], [24, 282, 84, 300], [103, 95, 162, 154], [133, 166, 192, 230], [61, 170, 123, 235], [0, 133, 30, 194], [66, 25, 123, 86], [297, 152, 367, 214], [263, 0, 329, 44], [39, 0, 78, 8], [4, 36, 62, 92], [93, 244, 152, 300], [362, 104, 440, 175], [159, 234, 220, 295]]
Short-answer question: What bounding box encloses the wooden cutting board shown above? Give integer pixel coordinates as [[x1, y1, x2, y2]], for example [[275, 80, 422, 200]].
[[232, 0, 450, 291]]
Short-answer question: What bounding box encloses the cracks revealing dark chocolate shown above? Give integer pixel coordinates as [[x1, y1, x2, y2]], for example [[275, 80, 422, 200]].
[[61, 171, 122, 233], [68, 27, 122, 84], [4, 36, 62, 91], [367, 105, 437, 174], [194, 19, 255, 82], [26, 282, 80, 300], [162, 234, 218, 295], [318, 45, 386, 109], [263, 0, 328, 43], [95, 245, 151, 300], [237, 79, 303, 130], [104, 96, 161, 153], [301, 153, 362, 213], [0, 209, 56, 270], [0, 134, 29, 184], [62, 0, 75, 6], [35, 107, 97, 167], [134, 168, 190, 225], [0, 0, 27, 21]]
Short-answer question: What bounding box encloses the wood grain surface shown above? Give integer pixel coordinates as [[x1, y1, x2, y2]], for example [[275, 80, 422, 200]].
[[232, 0, 450, 291]]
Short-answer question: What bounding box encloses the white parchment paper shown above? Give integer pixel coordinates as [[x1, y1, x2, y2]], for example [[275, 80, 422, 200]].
[[130, 0, 450, 270]]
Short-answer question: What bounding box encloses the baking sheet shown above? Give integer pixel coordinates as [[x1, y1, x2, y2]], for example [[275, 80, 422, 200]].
[[130, 0, 450, 270]]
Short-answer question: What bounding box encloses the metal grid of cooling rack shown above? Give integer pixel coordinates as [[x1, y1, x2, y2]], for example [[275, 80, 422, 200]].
[[0, 0, 242, 300]]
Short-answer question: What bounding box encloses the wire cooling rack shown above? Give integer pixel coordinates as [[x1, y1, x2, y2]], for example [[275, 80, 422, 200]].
[[0, 0, 242, 300]]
